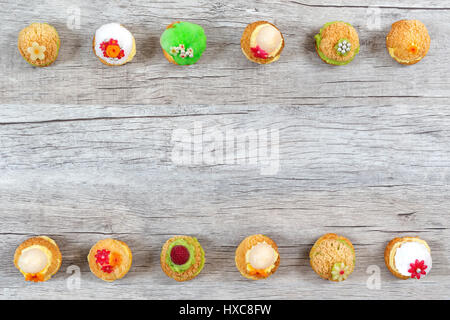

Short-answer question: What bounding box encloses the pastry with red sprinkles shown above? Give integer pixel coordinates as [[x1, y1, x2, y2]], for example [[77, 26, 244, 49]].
[[14, 236, 62, 282], [241, 21, 284, 64], [309, 233, 355, 282], [160, 236, 205, 282], [385, 236, 432, 280], [87, 238, 132, 282], [93, 23, 136, 66], [235, 234, 280, 280]]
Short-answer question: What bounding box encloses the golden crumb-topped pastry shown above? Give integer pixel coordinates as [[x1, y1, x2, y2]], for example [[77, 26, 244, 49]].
[[309, 233, 355, 282], [241, 21, 284, 64], [14, 236, 62, 282], [235, 234, 280, 280], [88, 238, 132, 282], [386, 20, 430, 65], [160, 236, 205, 282], [314, 21, 360, 66], [385, 236, 432, 280], [18, 23, 60, 67]]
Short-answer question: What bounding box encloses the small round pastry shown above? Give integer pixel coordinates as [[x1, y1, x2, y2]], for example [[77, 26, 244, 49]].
[[93, 23, 136, 66], [386, 20, 430, 65], [14, 236, 62, 282], [241, 21, 284, 65], [314, 21, 360, 66], [160, 21, 207, 66], [309, 233, 355, 282], [87, 238, 132, 282], [235, 234, 280, 280], [18, 23, 60, 67], [160, 236, 205, 281], [385, 236, 432, 280]]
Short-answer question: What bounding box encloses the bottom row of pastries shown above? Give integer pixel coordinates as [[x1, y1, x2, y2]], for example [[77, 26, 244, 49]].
[[14, 233, 432, 282]]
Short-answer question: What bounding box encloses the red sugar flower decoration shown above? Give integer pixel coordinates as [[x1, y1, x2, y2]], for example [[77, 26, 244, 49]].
[[170, 245, 190, 265], [95, 249, 110, 266], [101, 265, 114, 273], [99, 38, 125, 59], [408, 259, 427, 279], [251, 45, 269, 59]]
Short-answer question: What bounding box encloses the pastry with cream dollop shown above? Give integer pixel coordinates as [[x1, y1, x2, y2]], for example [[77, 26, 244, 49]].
[[14, 236, 62, 282], [235, 234, 280, 280], [93, 23, 136, 66], [386, 20, 430, 65], [241, 21, 284, 64], [160, 236, 205, 281], [88, 238, 133, 282], [309, 233, 355, 282], [385, 236, 432, 280]]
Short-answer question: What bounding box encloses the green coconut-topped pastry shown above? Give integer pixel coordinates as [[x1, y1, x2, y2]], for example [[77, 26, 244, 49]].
[[160, 21, 207, 65], [160, 236, 205, 281], [314, 21, 360, 66]]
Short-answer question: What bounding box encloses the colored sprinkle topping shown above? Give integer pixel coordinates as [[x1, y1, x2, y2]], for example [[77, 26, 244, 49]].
[[331, 262, 350, 281], [335, 39, 351, 56], [169, 44, 194, 59], [251, 45, 269, 59], [408, 259, 427, 279], [100, 39, 125, 60], [170, 245, 190, 265], [27, 42, 46, 61]]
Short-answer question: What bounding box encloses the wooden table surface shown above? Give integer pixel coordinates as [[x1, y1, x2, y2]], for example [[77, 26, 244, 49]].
[[0, 0, 449, 300]]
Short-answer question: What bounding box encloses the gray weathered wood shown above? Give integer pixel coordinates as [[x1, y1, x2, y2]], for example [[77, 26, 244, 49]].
[[0, 0, 449, 300]]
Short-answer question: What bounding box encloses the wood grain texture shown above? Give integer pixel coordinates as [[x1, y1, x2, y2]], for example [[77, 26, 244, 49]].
[[0, 0, 449, 300]]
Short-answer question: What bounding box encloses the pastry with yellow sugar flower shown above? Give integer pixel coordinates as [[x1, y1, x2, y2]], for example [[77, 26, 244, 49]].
[[160, 236, 205, 282], [386, 20, 430, 65], [14, 236, 62, 282], [309, 233, 355, 282], [241, 21, 284, 64], [18, 23, 60, 67], [235, 234, 280, 280], [93, 23, 136, 66], [384, 236, 432, 280], [87, 238, 132, 282]]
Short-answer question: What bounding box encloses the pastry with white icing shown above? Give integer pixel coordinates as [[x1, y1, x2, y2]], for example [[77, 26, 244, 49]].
[[235, 234, 280, 280], [93, 23, 136, 66], [241, 21, 284, 64], [385, 236, 432, 280], [14, 236, 62, 282]]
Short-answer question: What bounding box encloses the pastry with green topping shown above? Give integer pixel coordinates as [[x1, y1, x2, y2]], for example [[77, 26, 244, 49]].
[[314, 21, 360, 66], [18, 23, 60, 67], [160, 21, 207, 66], [160, 236, 205, 281], [309, 233, 355, 282]]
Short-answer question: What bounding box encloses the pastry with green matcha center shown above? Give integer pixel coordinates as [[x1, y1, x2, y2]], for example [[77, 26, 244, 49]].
[[160, 236, 205, 281], [315, 21, 360, 66], [160, 21, 207, 66]]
